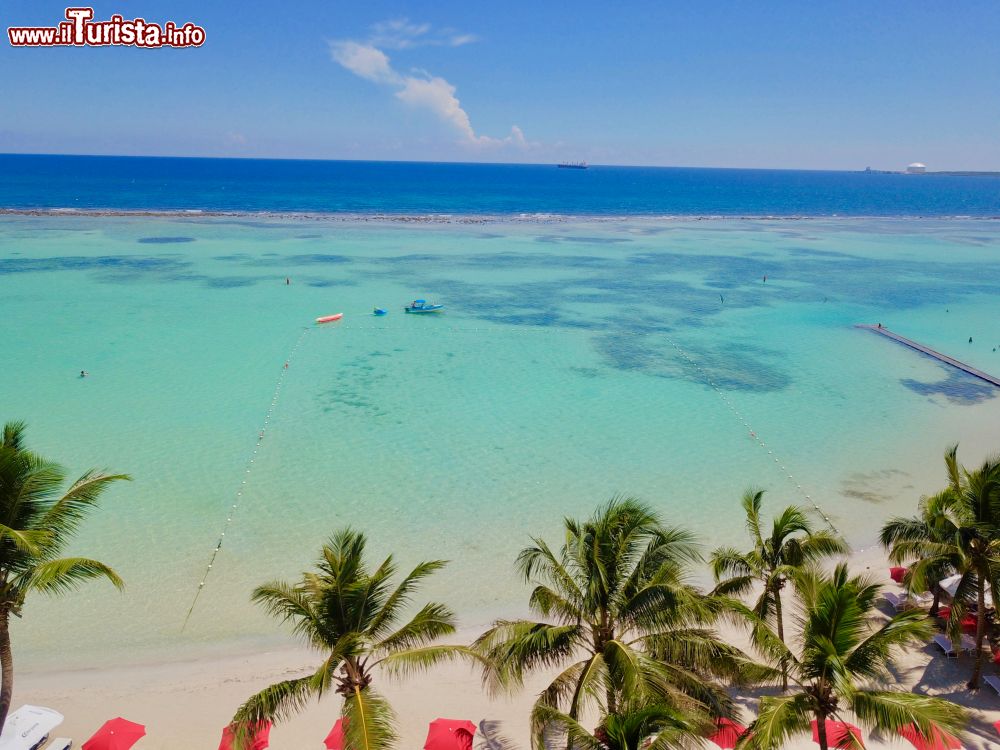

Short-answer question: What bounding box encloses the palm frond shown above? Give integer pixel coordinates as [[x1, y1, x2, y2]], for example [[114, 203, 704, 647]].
[[1, 420, 27, 451], [710, 546, 754, 584], [40, 470, 131, 548], [373, 602, 456, 654], [738, 693, 813, 750], [231, 674, 318, 728], [373, 644, 485, 678], [0, 523, 49, 556], [844, 608, 932, 679], [530, 703, 603, 750], [474, 620, 582, 692], [850, 690, 967, 739], [742, 488, 767, 548], [251, 582, 327, 649], [367, 559, 448, 640], [21, 556, 123, 597], [342, 686, 397, 750]]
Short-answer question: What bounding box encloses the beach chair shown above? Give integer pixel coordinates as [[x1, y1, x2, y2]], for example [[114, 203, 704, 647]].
[[985, 675, 1000, 696], [910, 591, 934, 607], [932, 633, 959, 657], [48, 740, 72, 750], [883, 592, 909, 611]]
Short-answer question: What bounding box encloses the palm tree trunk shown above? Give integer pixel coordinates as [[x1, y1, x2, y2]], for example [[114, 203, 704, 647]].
[[775, 588, 787, 692], [929, 588, 940, 618], [815, 711, 828, 750], [968, 577, 986, 690], [0, 611, 12, 733]]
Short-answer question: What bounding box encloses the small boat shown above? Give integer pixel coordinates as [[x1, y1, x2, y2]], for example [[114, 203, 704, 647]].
[[404, 299, 444, 314], [373, 308, 387, 316], [315, 313, 343, 323]]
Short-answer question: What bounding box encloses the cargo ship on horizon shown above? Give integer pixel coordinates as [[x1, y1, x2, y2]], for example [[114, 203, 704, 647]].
[[557, 161, 588, 169]]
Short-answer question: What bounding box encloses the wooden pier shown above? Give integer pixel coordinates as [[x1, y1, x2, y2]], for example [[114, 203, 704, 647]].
[[856, 324, 1000, 388]]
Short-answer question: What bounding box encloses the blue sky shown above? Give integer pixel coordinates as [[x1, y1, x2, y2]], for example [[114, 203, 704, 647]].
[[2, 0, 999, 169]]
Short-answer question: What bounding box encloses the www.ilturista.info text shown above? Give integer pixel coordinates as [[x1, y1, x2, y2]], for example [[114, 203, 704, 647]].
[[8, 7, 205, 48]]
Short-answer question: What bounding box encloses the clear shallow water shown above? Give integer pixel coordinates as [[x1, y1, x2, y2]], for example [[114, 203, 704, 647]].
[[3, 154, 1000, 216], [2, 215, 1000, 669]]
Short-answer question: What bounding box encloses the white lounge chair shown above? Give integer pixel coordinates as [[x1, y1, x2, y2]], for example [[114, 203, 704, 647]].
[[47, 740, 72, 750], [932, 633, 959, 657], [0, 705, 64, 750], [985, 675, 1000, 696]]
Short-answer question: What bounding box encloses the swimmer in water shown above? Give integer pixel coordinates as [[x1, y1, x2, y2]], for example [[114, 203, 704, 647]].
[[969, 337, 973, 343], [79, 370, 88, 378], [285, 277, 290, 285]]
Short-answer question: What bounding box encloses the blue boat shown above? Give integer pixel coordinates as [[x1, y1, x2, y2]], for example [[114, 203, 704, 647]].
[[405, 299, 444, 314], [373, 307, 388, 316]]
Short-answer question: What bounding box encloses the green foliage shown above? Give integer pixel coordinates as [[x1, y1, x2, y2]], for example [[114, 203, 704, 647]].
[[880, 445, 1000, 689], [0, 420, 128, 732], [476, 497, 754, 749], [738, 564, 967, 750], [231, 528, 478, 750]]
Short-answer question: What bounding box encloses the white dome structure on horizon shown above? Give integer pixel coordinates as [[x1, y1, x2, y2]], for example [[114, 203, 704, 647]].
[[906, 162, 927, 174]]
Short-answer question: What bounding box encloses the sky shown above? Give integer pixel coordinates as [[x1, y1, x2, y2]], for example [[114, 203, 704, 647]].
[[2, 0, 999, 169]]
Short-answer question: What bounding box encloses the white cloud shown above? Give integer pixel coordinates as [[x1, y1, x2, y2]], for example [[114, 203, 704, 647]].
[[330, 41, 399, 84], [447, 33, 478, 47], [330, 21, 532, 150], [395, 75, 479, 143], [369, 18, 477, 49]]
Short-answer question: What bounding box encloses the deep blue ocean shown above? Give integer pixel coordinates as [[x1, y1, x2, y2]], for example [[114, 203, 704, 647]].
[[2, 153, 999, 216]]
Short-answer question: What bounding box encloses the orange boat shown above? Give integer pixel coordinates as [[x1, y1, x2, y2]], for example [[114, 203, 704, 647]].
[[315, 313, 343, 323]]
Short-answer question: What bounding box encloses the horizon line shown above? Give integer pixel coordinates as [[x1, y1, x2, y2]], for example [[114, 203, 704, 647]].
[[0, 151, 939, 175]]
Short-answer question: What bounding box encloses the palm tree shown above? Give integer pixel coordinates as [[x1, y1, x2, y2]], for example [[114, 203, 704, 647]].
[[535, 699, 712, 750], [231, 528, 480, 750], [894, 446, 1000, 689], [880, 489, 958, 617], [738, 564, 967, 750], [475, 497, 760, 750], [710, 488, 847, 690], [0, 420, 128, 732]]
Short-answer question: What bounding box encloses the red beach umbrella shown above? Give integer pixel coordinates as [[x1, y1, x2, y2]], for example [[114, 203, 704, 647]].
[[993, 719, 1000, 737], [707, 718, 747, 749], [82, 717, 146, 750], [897, 723, 960, 750], [324, 719, 346, 750], [424, 718, 477, 750], [219, 721, 271, 750], [810, 719, 863, 749], [890, 567, 907, 583]]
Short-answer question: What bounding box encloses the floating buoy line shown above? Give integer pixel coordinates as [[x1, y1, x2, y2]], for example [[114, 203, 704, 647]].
[[662, 336, 845, 540], [181, 326, 311, 631]]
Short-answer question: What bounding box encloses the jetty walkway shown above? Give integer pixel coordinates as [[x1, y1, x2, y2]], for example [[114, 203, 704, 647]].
[[856, 324, 1000, 388]]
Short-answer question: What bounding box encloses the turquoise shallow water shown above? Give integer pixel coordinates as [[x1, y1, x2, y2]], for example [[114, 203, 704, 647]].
[[2, 216, 1000, 668]]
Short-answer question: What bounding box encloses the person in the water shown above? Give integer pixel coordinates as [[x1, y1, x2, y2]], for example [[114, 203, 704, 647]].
[[80, 370, 88, 378]]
